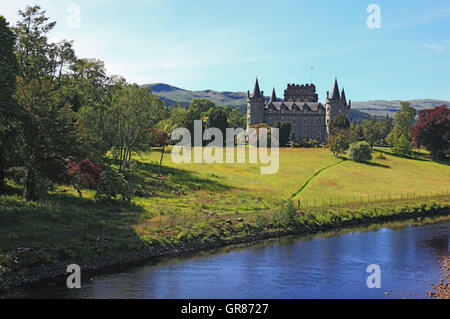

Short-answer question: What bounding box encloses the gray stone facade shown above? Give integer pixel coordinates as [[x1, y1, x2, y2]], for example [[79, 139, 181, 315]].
[[246, 78, 351, 142]]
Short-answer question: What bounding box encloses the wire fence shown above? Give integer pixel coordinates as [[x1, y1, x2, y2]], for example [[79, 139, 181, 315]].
[[140, 189, 450, 231]]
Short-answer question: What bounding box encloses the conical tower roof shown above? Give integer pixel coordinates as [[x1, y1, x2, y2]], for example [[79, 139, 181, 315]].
[[252, 77, 261, 98], [331, 78, 340, 100], [269, 87, 277, 103], [341, 88, 347, 104]]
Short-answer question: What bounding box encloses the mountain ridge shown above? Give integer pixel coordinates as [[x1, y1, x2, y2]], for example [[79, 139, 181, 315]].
[[142, 83, 449, 118]]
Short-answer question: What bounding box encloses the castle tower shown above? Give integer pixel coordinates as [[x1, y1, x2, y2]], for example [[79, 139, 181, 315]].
[[326, 78, 348, 135], [247, 77, 265, 131]]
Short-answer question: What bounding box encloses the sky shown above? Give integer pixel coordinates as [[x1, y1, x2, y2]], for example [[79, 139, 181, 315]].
[[1, 0, 450, 101]]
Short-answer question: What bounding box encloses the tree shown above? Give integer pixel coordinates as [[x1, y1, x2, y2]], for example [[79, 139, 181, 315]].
[[381, 114, 394, 144], [15, 78, 78, 200], [412, 105, 450, 160], [248, 123, 273, 147], [147, 126, 171, 176], [75, 75, 126, 163], [107, 84, 164, 170], [224, 106, 246, 128], [275, 121, 291, 147], [183, 99, 215, 145], [207, 107, 228, 144], [0, 15, 19, 192], [329, 114, 350, 136], [351, 123, 365, 142], [328, 133, 350, 157], [349, 141, 372, 163], [392, 134, 413, 156], [13, 6, 79, 200], [387, 101, 416, 145], [361, 117, 384, 149]]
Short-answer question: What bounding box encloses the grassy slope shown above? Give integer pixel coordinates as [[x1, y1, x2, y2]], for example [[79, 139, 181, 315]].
[[135, 147, 450, 214]]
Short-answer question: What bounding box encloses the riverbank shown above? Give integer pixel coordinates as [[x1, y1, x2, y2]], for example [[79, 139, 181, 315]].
[[1, 197, 449, 292]]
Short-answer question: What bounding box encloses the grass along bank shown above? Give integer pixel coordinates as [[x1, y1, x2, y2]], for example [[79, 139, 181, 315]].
[[0, 191, 449, 290]]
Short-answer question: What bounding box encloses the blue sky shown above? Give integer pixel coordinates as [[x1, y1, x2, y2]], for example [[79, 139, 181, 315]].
[[1, 0, 450, 101]]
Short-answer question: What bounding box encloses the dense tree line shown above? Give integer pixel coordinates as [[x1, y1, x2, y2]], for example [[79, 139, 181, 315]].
[[0, 6, 247, 201], [328, 101, 449, 161]]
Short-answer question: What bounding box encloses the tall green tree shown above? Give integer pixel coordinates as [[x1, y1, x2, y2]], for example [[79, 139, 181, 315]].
[[275, 121, 292, 147], [0, 15, 19, 192], [14, 6, 78, 200], [329, 114, 350, 136], [106, 84, 165, 170], [183, 99, 215, 145], [207, 108, 228, 144], [387, 101, 416, 145], [361, 117, 384, 149]]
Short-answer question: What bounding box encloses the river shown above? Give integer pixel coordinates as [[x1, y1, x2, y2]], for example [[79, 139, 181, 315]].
[[7, 220, 449, 299]]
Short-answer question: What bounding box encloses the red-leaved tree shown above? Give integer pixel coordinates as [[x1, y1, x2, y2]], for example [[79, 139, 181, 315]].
[[67, 159, 102, 197], [412, 105, 450, 160]]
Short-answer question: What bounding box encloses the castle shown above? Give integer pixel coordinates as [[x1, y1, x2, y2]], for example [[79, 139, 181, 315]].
[[246, 78, 351, 142]]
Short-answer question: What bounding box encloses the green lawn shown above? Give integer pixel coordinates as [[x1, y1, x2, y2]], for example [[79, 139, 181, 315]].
[[130, 146, 450, 215]]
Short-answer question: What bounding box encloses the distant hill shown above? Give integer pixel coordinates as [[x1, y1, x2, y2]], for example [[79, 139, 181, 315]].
[[142, 83, 449, 121], [350, 100, 449, 117], [143, 83, 247, 109]]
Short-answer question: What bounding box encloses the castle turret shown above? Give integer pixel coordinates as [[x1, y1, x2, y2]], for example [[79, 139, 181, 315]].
[[247, 77, 265, 131], [330, 78, 340, 100], [326, 78, 349, 135]]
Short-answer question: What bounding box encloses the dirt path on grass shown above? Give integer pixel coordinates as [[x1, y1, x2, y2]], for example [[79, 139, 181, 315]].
[[290, 159, 345, 199]]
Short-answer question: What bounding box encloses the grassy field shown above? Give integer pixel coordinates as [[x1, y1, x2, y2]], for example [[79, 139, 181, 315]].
[[130, 146, 450, 215]]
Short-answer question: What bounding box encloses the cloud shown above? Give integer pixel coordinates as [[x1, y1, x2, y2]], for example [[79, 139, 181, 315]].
[[422, 40, 450, 53]]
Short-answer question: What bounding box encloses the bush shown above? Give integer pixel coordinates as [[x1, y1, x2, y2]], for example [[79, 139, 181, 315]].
[[349, 141, 372, 162], [292, 139, 321, 148], [254, 214, 269, 228], [67, 159, 101, 197], [275, 200, 298, 228], [95, 167, 131, 203]]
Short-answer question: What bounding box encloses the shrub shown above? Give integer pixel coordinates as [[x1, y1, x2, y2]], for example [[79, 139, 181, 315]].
[[349, 141, 372, 162], [275, 200, 298, 228], [67, 159, 102, 197], [293, 139, 321, 148], [95, 167, 131, 203], [254, 214, 269, 228]]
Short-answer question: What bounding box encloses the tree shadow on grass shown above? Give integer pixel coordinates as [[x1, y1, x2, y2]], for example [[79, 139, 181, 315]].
[[374, 149, 429, 162], [364, 161, 391, 169], [129, 161, 233, 193]]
